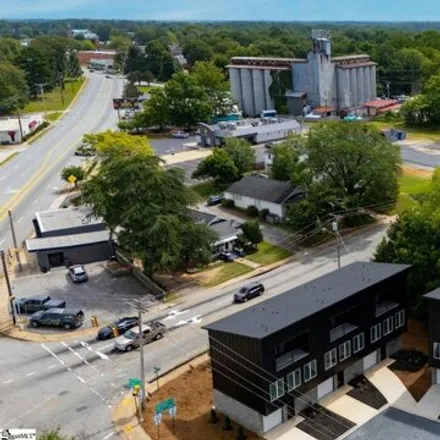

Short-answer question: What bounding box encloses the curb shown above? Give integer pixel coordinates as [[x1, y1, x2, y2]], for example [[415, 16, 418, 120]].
[[0, 325, 99, 343]]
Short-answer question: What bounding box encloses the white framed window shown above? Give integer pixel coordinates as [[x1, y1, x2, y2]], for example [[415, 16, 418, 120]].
[[339, 340, 351, 362], [304, 359, 317, 382], [287, 368, 301, 391], [269, 379, 285, 402], [383, 316, 394, 336], [434, 343, 440, 360], [324, 348, 337, 370], [395, 310, 405, 328], [353, 333, 365, 353], [370, 324, 382, 343]]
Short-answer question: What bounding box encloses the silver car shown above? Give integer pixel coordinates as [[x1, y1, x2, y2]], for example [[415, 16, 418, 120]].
[[114, 321, 166, 352]]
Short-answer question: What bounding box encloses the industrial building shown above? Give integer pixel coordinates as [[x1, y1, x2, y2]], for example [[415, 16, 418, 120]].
[[198, 117, 301, 147], [205, 262, 410, 435], [228, 30, 377, 116], [0, 115, 44, 144]]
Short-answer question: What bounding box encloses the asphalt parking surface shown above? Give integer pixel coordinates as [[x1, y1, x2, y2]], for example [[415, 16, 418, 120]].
[[150, 136, 198, 156], [345, 407, 440, 440], [11, 262, 156, 331]]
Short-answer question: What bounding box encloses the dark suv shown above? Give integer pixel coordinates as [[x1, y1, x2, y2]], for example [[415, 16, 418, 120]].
[[30, 308, 84, 330], [16, 295, 66, 314], [234, 282, 265, 303]]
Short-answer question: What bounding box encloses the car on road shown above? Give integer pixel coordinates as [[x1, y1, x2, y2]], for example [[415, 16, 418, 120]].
[[69, 264, 88, 283], [207, 195, 223, 206], [30, 308, 85, 330], [16, 295, 66, 314], [233, 282, 265, 303], [114, 321, 166, 352], [97, 316, 139, 340], [172, 130, 189, 139], [74, 145, 95, 157]]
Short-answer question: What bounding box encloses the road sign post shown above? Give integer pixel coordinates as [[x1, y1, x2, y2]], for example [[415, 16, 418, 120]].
[[169, 406, 177, 433], [153, 413, 162, 439]]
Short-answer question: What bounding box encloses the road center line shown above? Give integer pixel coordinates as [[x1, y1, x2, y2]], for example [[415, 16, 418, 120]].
[[26, 371, 36, 377], [2, 379, 13, 384], [103, 432, 115, 440]]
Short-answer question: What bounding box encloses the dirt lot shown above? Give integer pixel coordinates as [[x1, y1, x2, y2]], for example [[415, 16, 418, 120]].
[[402, 165, 433, 179], [392, 319, 431, 401], [143, 362, 262, 440]]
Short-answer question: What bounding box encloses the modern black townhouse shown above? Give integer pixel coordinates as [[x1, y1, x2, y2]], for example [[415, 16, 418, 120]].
[[204, 262, 410, 435], [424, 288, 440, 384]]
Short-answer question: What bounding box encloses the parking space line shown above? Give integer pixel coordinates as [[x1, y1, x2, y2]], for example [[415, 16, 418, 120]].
[[103, 432, 115, 440], [48, 364, 57, 369]]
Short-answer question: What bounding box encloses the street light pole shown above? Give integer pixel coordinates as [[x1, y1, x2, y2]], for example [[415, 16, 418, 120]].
[[8, 210, 22, 272], [138, 300, 146, 417], [0, 249, 16, 325]]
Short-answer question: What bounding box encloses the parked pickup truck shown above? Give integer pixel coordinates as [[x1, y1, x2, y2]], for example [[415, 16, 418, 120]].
[[16, 295, 66, 314], [114, 321, 166, 352]]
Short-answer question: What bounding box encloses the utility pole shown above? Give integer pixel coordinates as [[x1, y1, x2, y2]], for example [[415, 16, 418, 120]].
[[332, 220, 341, 269], [138, 300, 146, 417], [386, 82, 391, 100], [35, 84, 48, 120], [16, 109, 24, 142], [0, 249, 16, 325], [8, 211, 22, 272]]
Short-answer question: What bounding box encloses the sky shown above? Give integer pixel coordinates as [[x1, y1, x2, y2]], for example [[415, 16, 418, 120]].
[[1, 0, 440, 22]]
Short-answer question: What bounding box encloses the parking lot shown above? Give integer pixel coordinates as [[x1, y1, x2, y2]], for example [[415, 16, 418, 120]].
[[11, 262, 156, 331]]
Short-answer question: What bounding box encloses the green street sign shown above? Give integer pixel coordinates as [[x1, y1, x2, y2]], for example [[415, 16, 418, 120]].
[[128, 378, 142, 389], [155, 397, 175, 414]]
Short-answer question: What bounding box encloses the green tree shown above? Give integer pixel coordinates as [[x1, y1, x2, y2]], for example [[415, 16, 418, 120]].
[[240, 220, 263, 247], [183, 40, 214, 66], [144, 40, 176, 81], [38, 429, 74, 440], [0, 37, 22, 63], [165, 72, 212, 129], [123, 83, 141, 98], [0, 62, 29, 113], [224, 138, 255, 177], [133, 88, 170, 131], [192, 148, 239, 184], [124, 45, 145, 74], [270, 136, 303, 181], [61, 165, 86, 187]]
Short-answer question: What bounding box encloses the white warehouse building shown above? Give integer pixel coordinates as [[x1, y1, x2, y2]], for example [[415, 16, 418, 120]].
[[228, 32, 377, 116]]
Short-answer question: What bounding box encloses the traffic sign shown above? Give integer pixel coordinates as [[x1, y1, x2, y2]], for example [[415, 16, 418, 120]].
[[169, 406, 177, 417], [67, 175, 77, 184], [128, 378, 142, 389], [155, 397, 175, 414], [153, 413, 162, 425]]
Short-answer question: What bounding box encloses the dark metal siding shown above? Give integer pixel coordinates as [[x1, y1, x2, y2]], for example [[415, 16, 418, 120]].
[[428, 299, 440, 369]]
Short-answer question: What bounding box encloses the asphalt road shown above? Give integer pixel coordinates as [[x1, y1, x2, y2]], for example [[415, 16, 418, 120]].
[[401, 145, 440, 168], [0, 73, 125, 251], [0, 223, 388, 439]]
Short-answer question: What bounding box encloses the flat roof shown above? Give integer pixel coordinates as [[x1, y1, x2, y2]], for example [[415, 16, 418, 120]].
[[204, 262, 410, 339], [215, 119, 301, 138], [27, 230, 109, 252], [227, 64, 291, 71], [35, 206, 103, 233]]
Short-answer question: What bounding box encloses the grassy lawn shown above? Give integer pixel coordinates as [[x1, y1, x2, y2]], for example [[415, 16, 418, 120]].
[[246, 241, 292, 266], [395, 170, 431, 214], [192, 181, 226, 199], [23, 79, 83, 113], [138, 85, 161, 94], [202, 262, 253, 288], [45, 112, 62, 122]]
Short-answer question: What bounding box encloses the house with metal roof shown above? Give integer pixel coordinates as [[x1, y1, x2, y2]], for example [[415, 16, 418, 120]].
[[204, 262, 411, 435], [224, 175, 303, 222]]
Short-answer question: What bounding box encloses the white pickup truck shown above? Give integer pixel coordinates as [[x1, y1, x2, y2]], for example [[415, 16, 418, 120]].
[[114, 321, 166, 352]]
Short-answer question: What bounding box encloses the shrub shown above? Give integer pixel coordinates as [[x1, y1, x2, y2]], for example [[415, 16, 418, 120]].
[[222, 199, 235, 208], [246, 205, 259, 217], [259, 208, 269, 220], [23, 121, 49, 141]]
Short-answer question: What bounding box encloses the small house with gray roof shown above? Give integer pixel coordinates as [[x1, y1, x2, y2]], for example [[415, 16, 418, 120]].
[[224, 175, 303, 222]]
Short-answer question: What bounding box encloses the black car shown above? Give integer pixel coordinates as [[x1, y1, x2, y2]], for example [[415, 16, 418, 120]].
[[17, 295, 66, 314], [207, 195, 223, 206], [218, 251, 238, 262], [234, 282, 265, 303], [97, 316, 139, 340], [30, 308, 84, 330]]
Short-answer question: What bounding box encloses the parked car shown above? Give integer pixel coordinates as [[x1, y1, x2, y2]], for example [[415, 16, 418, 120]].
[[69, 265, 88, 283], [30, 308, 85, 330], [218, 251, 238, 262], [16, 295, 66, 314], [207, 195, 223, 206], [114, 321, 166, 352], [233, 282, 265, 303], [97, 316, 139, 340], [172, 130, 189, 139], [74, 144, 95, 157]]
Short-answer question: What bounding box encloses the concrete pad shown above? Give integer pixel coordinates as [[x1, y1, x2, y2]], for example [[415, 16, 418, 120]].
[[265, 416, 317, 440], [322, 394, 377, 426], [365, 362, 417, 410], [414, 384, 440, 420], [161, 149, 211, 165]]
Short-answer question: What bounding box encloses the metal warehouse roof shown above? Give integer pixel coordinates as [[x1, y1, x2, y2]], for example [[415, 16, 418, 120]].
[[204, 262, 411, 339], [36, 206, 103, 233], [27, 230, 109, 252], [225, 175, 302, 205]]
